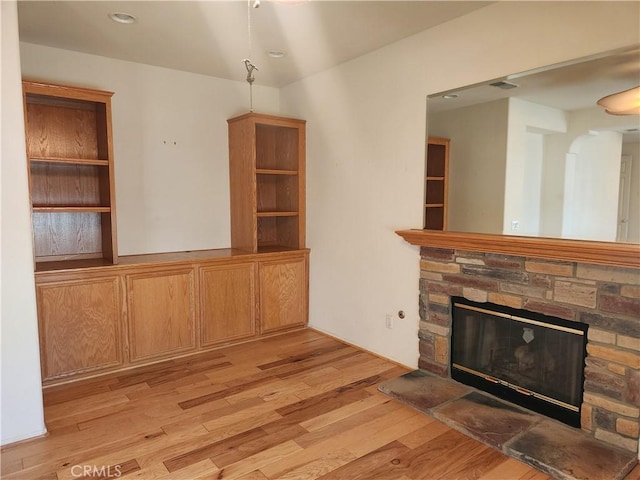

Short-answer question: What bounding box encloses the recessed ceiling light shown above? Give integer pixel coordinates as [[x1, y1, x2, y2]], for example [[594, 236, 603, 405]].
[[442, 94, 458, 99], [267, 50, 286, 59], [109, 12, 137, 24]]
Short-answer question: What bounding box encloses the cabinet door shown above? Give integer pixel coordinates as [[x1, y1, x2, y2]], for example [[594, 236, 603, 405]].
[[127, 268, 195, 362], [200, 263, 257, 347], [259, 256, 308, 334], [36, 276, 122, 381]]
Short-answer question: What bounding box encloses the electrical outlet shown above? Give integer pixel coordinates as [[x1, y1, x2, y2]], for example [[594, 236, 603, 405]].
[[511, 220, 520, 231], [385, 314, 394, 329]]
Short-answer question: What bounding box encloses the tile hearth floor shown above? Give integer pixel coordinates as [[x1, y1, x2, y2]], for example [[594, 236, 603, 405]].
[[378, 370, 638, 480]]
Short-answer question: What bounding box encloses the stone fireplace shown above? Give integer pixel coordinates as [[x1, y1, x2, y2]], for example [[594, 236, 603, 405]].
[[417, 246, 640, 454]]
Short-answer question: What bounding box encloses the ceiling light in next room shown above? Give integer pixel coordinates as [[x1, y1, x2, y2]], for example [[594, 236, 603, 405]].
[[108, 12, 137, 24], [597, 86, 640, 115], [442, 94, 458, 99]]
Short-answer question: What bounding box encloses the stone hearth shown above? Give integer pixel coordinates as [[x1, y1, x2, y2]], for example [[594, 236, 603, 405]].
[[378, 370, 638, 480], [417, 246, 640, 454]]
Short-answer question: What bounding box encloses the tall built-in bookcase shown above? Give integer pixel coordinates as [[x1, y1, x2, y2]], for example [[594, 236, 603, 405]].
[[228, 113, 306, 253], [425, 136, 450, 230], [22, 81, 118, 269]]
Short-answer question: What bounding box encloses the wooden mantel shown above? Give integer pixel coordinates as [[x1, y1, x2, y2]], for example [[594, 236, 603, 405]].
[[396, 229, 640, 268]]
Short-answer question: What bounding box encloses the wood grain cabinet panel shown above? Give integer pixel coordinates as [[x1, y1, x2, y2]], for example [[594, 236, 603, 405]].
[[199, 263, 256, 347], [127, 268, 196, 362], [259, 256, 307, 334], [36, 277, 122, 381]]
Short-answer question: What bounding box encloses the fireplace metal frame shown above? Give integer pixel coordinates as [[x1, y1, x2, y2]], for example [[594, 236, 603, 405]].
[[450, 296, 589, 428]]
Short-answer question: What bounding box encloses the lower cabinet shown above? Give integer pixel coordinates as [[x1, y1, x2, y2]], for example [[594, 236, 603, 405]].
[[36, 276, 122, 382], [34, 250, 309, 385], [259, 256, 308, 334], [126, 268, 196, 362], [200, 262, 256, 347]]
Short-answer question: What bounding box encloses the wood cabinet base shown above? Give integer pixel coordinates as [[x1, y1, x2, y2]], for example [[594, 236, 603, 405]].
[[35, 248, 309, 386]]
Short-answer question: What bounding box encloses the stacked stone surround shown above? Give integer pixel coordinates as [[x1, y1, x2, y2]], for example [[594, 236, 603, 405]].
[[418, 246, 640, 453]]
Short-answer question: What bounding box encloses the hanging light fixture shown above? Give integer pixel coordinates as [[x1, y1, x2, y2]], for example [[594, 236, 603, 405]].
[[597, 86, 640, 115], [243, 0, 260, 111]]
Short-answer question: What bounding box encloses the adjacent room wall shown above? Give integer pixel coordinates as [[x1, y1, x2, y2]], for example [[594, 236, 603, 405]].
[[430, 99, 509, 235], [563, 130, 623, 241], [504, 97, 567, 236], [542, 106, 640, 238], [19, 43, 280, 256], [1, 0, 47, 445], [622, 141, 640, 243], [279, 1, 640, 368]]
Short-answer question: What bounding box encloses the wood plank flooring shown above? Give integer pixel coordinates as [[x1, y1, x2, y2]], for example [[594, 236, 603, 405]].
[[2, 329, 560, 479]]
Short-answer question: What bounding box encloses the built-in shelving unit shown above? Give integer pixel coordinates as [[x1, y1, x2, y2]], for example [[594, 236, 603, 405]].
[[425, 136, 450, 231], [228, 113, 306, 253], [24, 92, 310, 386], [22, 80, 118, 269]]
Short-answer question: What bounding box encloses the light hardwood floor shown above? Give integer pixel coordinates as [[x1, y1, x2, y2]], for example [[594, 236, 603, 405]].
[[0, 329, 595, 479]]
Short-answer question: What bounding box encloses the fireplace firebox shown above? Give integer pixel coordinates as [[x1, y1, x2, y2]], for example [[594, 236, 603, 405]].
[[451, 296, 588, 427]]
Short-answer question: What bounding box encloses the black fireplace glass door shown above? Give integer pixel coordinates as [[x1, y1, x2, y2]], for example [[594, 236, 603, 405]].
[[451, 298, 587, 410]]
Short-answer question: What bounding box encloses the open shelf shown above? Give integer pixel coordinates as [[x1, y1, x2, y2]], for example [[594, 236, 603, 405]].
[[257, 216, 300, 251], [229, 113, 305, 253], [255, 123, 299, 171], [32, 211, 112, 262], [425, 137, 449, 231], [23, 80, 117, 267], [30, 162, 111, 207], [257, 173, 299, 214]]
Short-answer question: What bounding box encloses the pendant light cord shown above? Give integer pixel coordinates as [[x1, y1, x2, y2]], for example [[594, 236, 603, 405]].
[[244, 0, 259, 111]]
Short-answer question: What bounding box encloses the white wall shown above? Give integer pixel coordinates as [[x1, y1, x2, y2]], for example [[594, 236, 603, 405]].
[[542, 106, 640, 237], [563, 131, 623, 241], [280, 1, 640, 368], [504, 97, 567, 236], [622, 142, 640, 243], [430, 99, 508, 234], [20, 43, 280, 255], [1, 0, 47, 445]]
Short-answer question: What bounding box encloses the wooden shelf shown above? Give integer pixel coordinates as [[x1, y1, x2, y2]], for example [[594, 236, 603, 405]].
[[257, 211, 299, 217], [32, 206, 111, 213], [256, 169, 298, 175], [29, 156, 109, 166]]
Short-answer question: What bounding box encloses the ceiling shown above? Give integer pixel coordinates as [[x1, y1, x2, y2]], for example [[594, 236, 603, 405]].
[[428, 47, 640, 114], [17, 0, 491, 87]]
